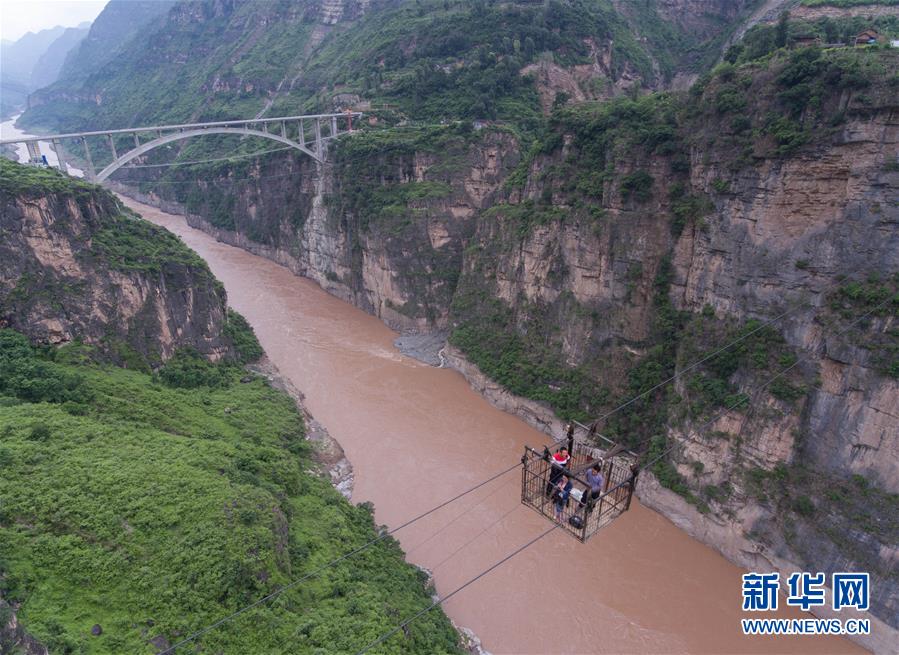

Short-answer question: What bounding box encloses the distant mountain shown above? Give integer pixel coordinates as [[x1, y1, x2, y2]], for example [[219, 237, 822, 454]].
[[21, 0, 759, 132], [57, 0, 177, 81], [1, 26, 68, 85], [0, 22, 93, 118], [0, 76, 30, 119], [30, 23, 91, 89], [1, 25, 69, 116]]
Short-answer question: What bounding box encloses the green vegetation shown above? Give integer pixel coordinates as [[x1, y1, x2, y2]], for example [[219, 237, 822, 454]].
[[726, 14, 899, 65], [156, 347, 231, 389], [677, 316, 806, 418], [646, 435, 707, 513], [21, 0, 761, 138], [599, 258, 688, 450], [329, 125, 473, 232], [669, 184, 713, 237], [692, 45, 898, 165], [826, 275, 899, 377], [0, 158, 95, 197], [88, 208, 213, 277], [223, 309, 264, 364], [481, 201, 567, 238], [498, 92, 684, 235], [450, 291, 608, 423], [620, 170, 654, 202], [746, 462, 899, 575], [448, 44, 895, 460], [0, 329, 460, 654], [0, 331, 92, 407]]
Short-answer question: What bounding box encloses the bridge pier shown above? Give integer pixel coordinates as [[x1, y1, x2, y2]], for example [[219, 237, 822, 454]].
[[314, 119, 322, 159], [53, 140, 66, 173], [81, 137, 96, 180]]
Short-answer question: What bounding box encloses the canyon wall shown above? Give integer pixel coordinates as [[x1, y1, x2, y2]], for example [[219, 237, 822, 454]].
[[0, 161, 237, 365]]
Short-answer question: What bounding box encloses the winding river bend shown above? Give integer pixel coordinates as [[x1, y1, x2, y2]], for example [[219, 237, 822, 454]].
[[119, 196, 863, 655]]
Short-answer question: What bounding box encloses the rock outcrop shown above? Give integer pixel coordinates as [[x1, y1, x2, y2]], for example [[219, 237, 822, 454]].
[[0, 161, 235, 365]]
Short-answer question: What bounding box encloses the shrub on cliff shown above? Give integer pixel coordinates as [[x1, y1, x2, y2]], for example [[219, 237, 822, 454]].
[[157, 348, 230, 389], [0, 329, 92, 405], [223, 309, 264, 364]]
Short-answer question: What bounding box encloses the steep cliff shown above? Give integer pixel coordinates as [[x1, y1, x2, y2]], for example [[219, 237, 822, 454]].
[[0, 159, 241, 367], [116, 124, 519, 331], [452, 46, 899, 645]]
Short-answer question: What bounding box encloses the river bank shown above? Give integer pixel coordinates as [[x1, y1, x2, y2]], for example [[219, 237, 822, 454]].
[[120, 192, 863, 654], [248, 356, 354, 499]]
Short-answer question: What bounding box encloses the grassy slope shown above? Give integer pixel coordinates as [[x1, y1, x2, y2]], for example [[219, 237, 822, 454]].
[[0, 333, 460, 654]]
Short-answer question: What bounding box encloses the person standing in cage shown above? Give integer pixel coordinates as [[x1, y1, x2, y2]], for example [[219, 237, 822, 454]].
[[583, 463, 604, 513], [546, 447, 570, 497], [553, 475, 573, 523]]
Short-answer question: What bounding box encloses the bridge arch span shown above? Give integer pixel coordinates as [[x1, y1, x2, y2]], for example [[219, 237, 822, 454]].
[[96, 127, 320, 182]]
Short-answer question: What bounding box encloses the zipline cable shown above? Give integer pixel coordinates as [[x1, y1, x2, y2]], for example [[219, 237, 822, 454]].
[[160, 283, 890, 654], [431, 502, 523, 572], [354, 294, 894, 653], [406, 475, 514, 557], [355, 522, 561, 655], [146, 158, 888, 651], [157, 461, 522, 655], [640, 292, 894, 473], [556, 305, 802, 442]]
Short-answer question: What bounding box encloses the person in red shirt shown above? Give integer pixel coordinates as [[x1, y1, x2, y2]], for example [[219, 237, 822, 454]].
[[551, 448, 571, 468], [546, 447, 571, 497]]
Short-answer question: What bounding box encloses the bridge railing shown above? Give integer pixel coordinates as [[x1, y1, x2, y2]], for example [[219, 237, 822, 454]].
[[0, 113, 362, 145], [0, 112, 363, 178]]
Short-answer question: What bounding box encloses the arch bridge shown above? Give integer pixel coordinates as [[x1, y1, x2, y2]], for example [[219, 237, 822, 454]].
[[0, 112, 362, 182]]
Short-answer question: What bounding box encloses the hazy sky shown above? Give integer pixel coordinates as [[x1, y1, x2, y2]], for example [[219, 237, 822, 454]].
[[1, 0, 108, 42]]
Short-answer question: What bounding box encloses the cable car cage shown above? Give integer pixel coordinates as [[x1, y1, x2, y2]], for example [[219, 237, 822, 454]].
[[521, 430, 639, 542]]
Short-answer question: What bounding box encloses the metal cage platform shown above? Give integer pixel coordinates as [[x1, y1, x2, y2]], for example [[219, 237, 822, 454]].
[[521, 431, 638, 542]]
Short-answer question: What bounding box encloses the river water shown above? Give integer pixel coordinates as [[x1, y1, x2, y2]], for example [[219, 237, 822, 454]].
[[0, 115, 84, 175], [115, 196, 862, 655]]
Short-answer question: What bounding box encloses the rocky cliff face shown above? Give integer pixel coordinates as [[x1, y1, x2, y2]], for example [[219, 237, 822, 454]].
[[0, 161, 235, 366], [126, 126, 519, 331], [0, 592, 47, 655]]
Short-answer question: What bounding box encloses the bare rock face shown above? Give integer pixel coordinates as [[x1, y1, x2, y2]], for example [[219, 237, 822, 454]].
[[673, 108, 899, 491], [0, 173, 233, 365], [0, 593, 48, 655], [127, 129, 520, 333]]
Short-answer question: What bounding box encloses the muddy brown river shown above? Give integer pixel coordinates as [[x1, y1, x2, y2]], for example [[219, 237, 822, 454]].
[[126, 196, 861, 654]]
